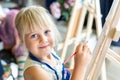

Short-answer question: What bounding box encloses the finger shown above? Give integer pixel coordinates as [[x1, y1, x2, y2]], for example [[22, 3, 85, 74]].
[[76, 43, 84, 52], [83, 42, 89, 52], [83, 45, 89, 54], [83, 41, 88, 47]]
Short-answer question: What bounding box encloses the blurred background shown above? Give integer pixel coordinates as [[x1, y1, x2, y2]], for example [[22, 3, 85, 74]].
[[0, 0, 120, 80]]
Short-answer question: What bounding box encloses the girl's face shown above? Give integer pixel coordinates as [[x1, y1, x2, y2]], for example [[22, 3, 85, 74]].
[[24, 27, 55, 59]]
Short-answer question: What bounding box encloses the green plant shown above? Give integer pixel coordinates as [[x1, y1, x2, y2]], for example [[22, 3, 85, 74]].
[[50, 0, 74, 22]]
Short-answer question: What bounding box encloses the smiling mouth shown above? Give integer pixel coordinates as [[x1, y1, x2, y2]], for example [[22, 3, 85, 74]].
[[39, 45, 49, 48]]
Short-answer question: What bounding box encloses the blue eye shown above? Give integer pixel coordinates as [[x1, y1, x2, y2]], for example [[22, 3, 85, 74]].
[[44, 30, 50, 35], [31, 34, 38, 38]]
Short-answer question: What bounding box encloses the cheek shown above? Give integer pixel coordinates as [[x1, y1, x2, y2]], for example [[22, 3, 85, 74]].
[[24, 40, 30, 49], [24, 37, 33, 50], [25, 41, 37, 53], [49, 34, 55, 47]]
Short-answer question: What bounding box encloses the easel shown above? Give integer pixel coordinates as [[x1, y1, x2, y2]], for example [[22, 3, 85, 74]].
[[86, 0, 120, 79], [60, 0, 102, 68]]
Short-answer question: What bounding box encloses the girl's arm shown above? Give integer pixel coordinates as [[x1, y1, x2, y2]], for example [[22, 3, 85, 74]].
[[24, 66, 52, 80]]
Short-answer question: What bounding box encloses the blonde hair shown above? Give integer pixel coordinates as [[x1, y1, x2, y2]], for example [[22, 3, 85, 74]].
[[15, 6, 61, 45]]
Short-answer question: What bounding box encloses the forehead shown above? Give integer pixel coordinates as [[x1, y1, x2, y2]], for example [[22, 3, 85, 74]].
[[22, 14, 55, 34], [25, 26, 52, 34], [24, 20, 55, 34]]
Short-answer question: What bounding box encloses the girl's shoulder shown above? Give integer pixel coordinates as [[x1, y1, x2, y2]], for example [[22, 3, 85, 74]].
[[23, 58, 41, 72], [24, 64, 52, 80]]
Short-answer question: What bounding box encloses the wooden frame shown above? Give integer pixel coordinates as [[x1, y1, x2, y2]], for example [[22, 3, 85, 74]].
[[86, 0, 120, 79]]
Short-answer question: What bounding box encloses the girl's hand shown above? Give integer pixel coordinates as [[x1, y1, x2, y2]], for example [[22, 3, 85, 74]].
[[74, 42, 92, 68]]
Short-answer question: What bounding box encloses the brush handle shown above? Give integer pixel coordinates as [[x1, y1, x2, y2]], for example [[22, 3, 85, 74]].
[[64, 52, 76, 64]]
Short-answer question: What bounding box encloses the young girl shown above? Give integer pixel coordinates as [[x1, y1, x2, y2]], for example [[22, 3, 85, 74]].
[[15, 6, 92, 80]]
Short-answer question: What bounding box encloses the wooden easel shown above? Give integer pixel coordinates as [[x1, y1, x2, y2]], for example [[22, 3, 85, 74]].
[[86, 0, 120, 79], [60, 0, 102, 66]]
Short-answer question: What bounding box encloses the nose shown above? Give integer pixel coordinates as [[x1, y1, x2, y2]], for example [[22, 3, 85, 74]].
[[39, 35, 48, 43]]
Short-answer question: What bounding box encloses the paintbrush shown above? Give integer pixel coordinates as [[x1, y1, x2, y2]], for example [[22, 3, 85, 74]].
[[63, 41, 88, 64], [64, 52, 76, 64]]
